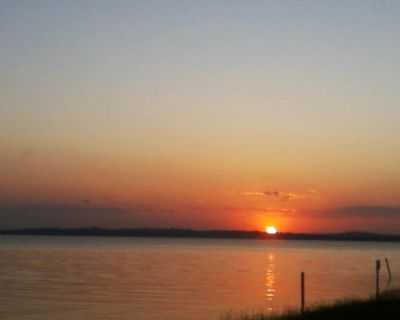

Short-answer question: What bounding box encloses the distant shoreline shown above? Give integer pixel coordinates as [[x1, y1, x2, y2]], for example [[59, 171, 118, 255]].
[[1, 228, 400, 242]]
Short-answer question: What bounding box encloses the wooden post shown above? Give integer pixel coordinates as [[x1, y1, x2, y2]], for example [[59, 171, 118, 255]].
[[376, 259, 381, 299], [385, 258, 392, 285], [301, 272, 305, 313]]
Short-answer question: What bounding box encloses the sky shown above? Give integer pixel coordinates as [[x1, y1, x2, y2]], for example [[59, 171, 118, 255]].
[[1, 0, 400, 233]]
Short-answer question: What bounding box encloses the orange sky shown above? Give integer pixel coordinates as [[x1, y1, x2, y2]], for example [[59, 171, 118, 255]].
[[1, 138, 399, 232], [1, 2, 400, 232]]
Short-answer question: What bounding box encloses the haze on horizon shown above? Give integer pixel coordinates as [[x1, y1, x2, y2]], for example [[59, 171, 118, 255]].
[[1, 1, 400, 233]]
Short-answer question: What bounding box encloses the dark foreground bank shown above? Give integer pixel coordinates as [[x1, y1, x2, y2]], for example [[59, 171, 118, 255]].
[[224, 290, 400, 320]]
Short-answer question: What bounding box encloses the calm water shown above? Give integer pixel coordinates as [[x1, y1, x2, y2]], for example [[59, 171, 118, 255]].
[[1, 236, 399, 320]]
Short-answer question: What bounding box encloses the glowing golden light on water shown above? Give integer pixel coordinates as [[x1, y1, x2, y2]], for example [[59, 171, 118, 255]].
[[265, 226, 278, 235]]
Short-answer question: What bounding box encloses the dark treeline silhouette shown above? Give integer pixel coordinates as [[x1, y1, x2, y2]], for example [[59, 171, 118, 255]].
[[1, 228, 400, 242]]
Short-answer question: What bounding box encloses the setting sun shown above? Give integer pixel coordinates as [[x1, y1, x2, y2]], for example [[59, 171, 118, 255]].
[[265, 226, 278, 235]]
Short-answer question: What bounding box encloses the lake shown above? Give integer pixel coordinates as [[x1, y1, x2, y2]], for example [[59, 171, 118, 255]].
[[0, 236, 399, 320]]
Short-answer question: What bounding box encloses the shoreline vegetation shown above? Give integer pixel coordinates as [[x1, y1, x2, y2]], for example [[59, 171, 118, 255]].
[[223, 290, 400, 320], [1, 227, 400, 242]]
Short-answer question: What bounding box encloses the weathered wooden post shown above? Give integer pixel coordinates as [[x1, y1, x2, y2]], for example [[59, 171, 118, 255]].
[[301, 272, 305, 313], [385, 257, 392, 285], [376, 259, 381, 299]]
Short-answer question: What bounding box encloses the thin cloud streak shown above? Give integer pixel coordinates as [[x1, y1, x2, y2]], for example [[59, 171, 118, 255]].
[[329, 206, 400, 218], [242, 189, 318, 201]]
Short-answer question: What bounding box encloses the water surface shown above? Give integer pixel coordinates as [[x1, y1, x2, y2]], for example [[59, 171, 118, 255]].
[[1, 236, 399, 320]]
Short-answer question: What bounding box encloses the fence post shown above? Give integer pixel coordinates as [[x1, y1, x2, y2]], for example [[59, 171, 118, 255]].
[[301, 272, 305, 313], [376, 259, 381, 299], [385, 258, 392, 285]]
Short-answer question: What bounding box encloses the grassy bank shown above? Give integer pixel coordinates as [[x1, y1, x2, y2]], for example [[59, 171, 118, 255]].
[[223, 290, 400, 320]]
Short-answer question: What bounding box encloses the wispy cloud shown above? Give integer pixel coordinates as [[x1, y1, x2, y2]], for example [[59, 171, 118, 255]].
[[263, 207, 297, 215], [330, 206, 400, 218], [242, 189, 318, 201], [242, 192, 266, 196]]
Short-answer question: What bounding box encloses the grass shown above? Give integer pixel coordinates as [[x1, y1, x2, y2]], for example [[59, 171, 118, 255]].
[[222, 290, 400, 320]]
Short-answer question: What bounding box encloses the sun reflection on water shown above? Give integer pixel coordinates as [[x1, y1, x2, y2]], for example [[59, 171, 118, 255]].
[[265, 253, 276, 312]]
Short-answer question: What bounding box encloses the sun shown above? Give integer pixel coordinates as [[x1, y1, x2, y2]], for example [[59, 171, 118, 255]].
[[265, 226, 278, 235]]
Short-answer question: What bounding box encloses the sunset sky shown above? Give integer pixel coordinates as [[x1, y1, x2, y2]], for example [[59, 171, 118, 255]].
[[1, 1, 400, 233]]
